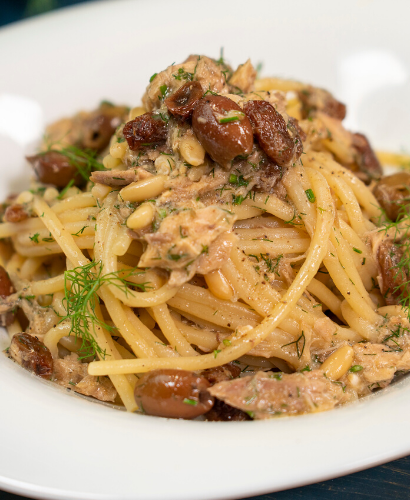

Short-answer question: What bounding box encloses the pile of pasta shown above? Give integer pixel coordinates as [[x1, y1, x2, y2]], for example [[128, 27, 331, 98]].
[[2, 54, 410, 420]]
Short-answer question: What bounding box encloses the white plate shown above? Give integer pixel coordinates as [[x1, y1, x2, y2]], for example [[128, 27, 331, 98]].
[[0, 1, 410, 499]]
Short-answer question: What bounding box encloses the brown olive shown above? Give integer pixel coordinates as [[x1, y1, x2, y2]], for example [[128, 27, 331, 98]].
[[26, 151, 83, 188], [192, 95, 253, 168], [201, 363, 241, 385], [373, 172, 410, 221], [9, 333, 53, 379], [81, 114, 117, 152], [123, 112, 168, 151], [165, 81, 203, 120], [4, 204, 28, 223], [377, 241, 409, 306], [0, 265, 15, 327], [134, 369, 214, 419], [298, 87, 346, 120], [244, 100, 302, 167], [351, 133, 382, 181], [205, 399, 251, 421], [81, 104, 128, 152], [0, 265, 14, 298]]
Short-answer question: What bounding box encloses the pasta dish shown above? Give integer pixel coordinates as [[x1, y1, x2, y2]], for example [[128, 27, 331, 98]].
[[2, 53, 410, 420]]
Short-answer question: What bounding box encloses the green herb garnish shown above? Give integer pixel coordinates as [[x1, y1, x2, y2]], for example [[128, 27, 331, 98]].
[[62, 261, 149, 359], [305, 189, 316, 203]]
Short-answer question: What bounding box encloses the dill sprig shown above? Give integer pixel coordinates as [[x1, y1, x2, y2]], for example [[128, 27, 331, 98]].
[[61, 261, 150, 359], [260, 253, 283, 276], [51, 145, 106, 181], [42, 134, 106, 181], [281, 332, 306, 359]]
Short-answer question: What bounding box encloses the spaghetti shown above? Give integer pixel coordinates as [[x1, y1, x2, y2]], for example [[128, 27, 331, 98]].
[[2, 54, 410, 420]]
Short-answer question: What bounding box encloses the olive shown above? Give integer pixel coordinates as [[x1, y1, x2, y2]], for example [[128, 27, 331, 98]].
[[205, 399, 251, 421], [192, 95, 253, 168], [4, 204, 28, 223], [377, 241, 409, 306], [0, 265, 14, 298], [373, 172, 410, 221], [123, 112, 168, 151], [134, 369, 214, 419], [351, 133, 382, 182], [81, 114, 117, 152], [9, 333, 54, 380], [165, 81, 203, 120], [244, 100, 302, 167], [81, 104, 128, 152], [298, 87, 346, 120], [201, 362, 241, 385], [26, 151, 83, 188], [0, 265, 15, 327]]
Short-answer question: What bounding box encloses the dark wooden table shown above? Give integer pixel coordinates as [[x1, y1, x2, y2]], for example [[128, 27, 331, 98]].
[[1, 455, 410, 500]]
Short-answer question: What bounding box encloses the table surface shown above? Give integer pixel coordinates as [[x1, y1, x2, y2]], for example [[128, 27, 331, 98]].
[[1, 2, 410, 500]]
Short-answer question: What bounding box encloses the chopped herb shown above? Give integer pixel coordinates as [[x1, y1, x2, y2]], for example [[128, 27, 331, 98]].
[[29, 233, 40, 244], [173, 67, 194, 81], [248, 254, 260, 262], [159, 84, 168, 98], [217, 111, 245, 124], [245, 394, 257, 405], [260, 253, 283, 276], [382, 324, 409, 352], [213, 349, 221, 358], [232, 194, 245, 205], [149, 73, 158, 82], [167, 252, 186, 261], [43, 144, 106, 184], [72, 226, 87, 237], [183, 398, 198, 406], [305, 189, 316, 203], [229, 173, 249, 187], [223, 339, 231, 346], [349, 365, 363, 372], [62, 260, 149, 359], [285, 211, 301, 226], [282, 332, 306, 359], [57, 179, 75, 199], [353, 247, 362, 254]]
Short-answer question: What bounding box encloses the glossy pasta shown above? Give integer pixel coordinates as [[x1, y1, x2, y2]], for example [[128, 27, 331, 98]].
[[2, 54, 410, 420]]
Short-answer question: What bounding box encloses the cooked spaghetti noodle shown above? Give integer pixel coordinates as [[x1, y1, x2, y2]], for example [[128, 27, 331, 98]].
[[2, 54, 410, 420]]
